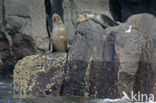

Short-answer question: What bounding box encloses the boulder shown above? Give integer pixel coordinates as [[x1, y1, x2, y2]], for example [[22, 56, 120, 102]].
[[63, 20, 119, 98], [14, 53, 67, 95]]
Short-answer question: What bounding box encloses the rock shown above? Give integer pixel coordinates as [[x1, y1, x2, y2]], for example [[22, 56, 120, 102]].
[[14, 53, 67, 95], [62, 0, 121, 40], [1, 0, 155, 46], [0, 0, 48, 50], [0, 29, 36, 77], [0, 30, 10, 68], [13, 13, 156, 99], [46, 0, 118, 40], [51, 0, 156, 38], [128, 13, 156, 98], [116, 13, 156, 99], [63, 20, 119, 98], [118, 0, 156, 21], [0, 0, 48, 76], [13, 20, 119, 98], [0, 0, 149, 99]]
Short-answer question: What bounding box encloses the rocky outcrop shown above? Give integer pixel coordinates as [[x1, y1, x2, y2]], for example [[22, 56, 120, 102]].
[[1, 0, 156, 76], [1, 0, 155, 48], [13, 14, 155, 100], [4, 0, 48, 50], [0, 30, 36, 77], [63, 20, 119, 98], [0, 0, 154, 100], [14, 13, 156, 99], [0, 0, 47, 73], [14, 53, 67, 95], [14, 20, 120, 98], [62, 0, 114, 40], [52, 0, 156, 39]]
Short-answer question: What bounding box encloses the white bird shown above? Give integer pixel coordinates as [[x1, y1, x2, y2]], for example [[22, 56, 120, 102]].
[[125, 25, 132, 33]]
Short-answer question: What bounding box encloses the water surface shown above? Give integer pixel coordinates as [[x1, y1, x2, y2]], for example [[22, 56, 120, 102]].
[[0, 78, 149, 103]]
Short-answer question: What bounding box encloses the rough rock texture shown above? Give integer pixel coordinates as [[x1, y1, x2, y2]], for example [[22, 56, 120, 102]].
[[0, 0, 47, 73], [62, 0, 114, 40], [4, 0, 48, 50], [14, 20, 120, 98], [14, 53, 66, 95], [14, 13, 156, 99], [0, 30, 10, 68], [127, 13, 156, 98], [116, 13, 156, 99], [63, 20, 119, 98], [0, 30, 36, 77]]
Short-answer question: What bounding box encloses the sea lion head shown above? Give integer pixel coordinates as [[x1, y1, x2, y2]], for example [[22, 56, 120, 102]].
[[77, 11, 97, 23], [52, 13, 63, 24]]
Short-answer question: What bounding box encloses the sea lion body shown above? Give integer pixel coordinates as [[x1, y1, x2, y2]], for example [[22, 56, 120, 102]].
[[49, 13, 68, 52], [77, 11, 118, 28]]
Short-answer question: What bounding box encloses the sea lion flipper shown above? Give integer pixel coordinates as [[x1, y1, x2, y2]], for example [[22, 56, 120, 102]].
[[48, 39, 53, 53]]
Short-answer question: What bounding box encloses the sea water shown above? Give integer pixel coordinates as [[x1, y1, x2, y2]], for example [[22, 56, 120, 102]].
[[0, 78, 154, 103]]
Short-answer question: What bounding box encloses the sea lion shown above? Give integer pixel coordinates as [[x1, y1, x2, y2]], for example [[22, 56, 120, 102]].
[[77, 11, 118, 28], [49, 13, 68, 52]]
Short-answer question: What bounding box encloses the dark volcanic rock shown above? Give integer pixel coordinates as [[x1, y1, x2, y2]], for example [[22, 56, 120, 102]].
[[63, 20, 119, 98], [127, 13, 156, 98], [116, 13, 156, 99]]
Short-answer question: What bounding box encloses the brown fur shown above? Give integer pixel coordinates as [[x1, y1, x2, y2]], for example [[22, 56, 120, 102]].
[[77, 11, 118, 28], [49, 13, 68, 52]]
